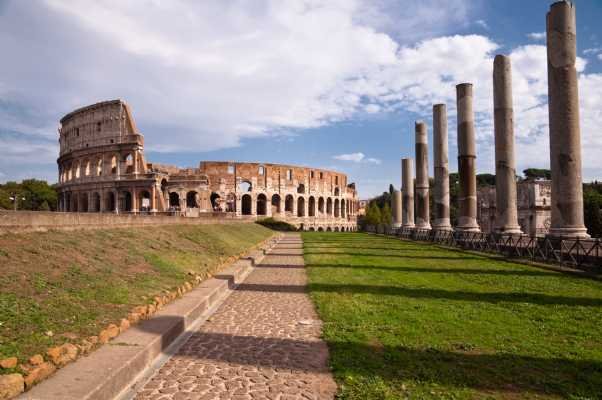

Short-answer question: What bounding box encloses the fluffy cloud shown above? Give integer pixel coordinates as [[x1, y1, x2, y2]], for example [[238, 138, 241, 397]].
[[527, 32, 546, 41], [333, 153, 381, 164]]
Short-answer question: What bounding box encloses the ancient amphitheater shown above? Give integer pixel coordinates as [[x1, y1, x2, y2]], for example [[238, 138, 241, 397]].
[[55, 100, 359, 232]]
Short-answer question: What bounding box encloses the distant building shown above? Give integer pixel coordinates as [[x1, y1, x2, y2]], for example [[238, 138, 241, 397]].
[[358, 200, 370, 216], [477, 180, 552, 236]]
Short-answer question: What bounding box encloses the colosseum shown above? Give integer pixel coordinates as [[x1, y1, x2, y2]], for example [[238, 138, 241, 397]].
[[56, 100, 359, 231]]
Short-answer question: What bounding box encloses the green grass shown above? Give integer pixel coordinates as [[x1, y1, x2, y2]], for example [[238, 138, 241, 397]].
[[303, 232, 602, 400], [0, 223, 272, 367]]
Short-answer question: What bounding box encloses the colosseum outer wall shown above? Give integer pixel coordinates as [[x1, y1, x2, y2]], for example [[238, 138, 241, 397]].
[[56, 100, 359, 231]]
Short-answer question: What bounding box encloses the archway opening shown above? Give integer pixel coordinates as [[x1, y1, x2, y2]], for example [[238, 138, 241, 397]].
[[285, 195, 294, 213], [238, 181, 252, 193], [169, 192, 180, 209], [106, 192, 116, 212], [318, 227, 324, 232], [327, 198, 333, 215], [334, 199, 340, 218], [242, 194, 252, 215], [341, 199, 346, 218], [271, 194, 281, 215], [125, 154, 134, 174], [71, 193, 79, 212], [257, 194, 267, 216], [139, 190, 151, 212], [186, 191, 199, 208], [226, 193, 236, 212], [297, 184, 305, 194], [92, 192, 101, 212], [318, 197, 325, 215], [80, 193, 89, 212], [210, 192, 221, 211], [120, 191, 132, 212], [297, 197, 305, 217], [326, 227, 332, 232], [308, 196, 315, 217]]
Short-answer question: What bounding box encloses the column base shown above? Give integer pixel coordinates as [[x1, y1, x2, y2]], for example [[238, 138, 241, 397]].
[[494, 226, 523, 235], [392, 222, 402, 228], [547, 227, 590, 239], [402, 224, 415, 229], [432, 225, 453, 232], [415, 223, 431, 230], [455, 226, 481, 233]]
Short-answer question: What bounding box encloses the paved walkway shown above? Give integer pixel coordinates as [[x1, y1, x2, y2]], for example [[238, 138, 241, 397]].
[[133, 233, 337, 400]]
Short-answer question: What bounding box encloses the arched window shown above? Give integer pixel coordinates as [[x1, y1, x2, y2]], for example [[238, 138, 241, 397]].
[[318, 197, 325, 215], [238, 181, 252, 192], [139, 190, 151, 211], [111, 155, 118, 174], [297, 197, 305, 217], [120, 191, 132, 212], [308, 196, 315, 217], [106, 192, 116, 212], [92, 192, 101, 212], [327, 198, 333, 215], [96, 158, 103, 176], [285, 195, 294, 213], [297, 184, 305, 194], [125, 154, 134, 174], [334, 199, 340, 218], [84, 160, 91, 176], [186, 191, 199, 208], [210, 192, 221, 211], [169, 192, 180, 208], [271, 194, 281, 214], [241, 194, 252, 215], [257, 194, 267, 216]]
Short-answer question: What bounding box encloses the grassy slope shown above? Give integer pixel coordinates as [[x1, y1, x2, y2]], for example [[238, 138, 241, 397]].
[[303, 232, 602, 400], [0, 223, 272, 369]]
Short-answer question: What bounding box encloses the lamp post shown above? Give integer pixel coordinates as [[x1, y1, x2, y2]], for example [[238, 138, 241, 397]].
[[9, 193, 25, 211]]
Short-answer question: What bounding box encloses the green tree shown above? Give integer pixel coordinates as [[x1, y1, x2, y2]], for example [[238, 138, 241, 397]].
[[584, 188, 602, 238], [523, 168, 552, 180], [476, 173, 496, 187], [381, 202, 392, 225], [0, 179, 58, 211], [364, 202, 382, 226]]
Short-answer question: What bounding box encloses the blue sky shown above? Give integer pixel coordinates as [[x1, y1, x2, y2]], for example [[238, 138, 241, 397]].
[[1, 0, 602, 198]]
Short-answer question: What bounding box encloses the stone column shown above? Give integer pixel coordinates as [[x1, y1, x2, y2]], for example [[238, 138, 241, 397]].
[[415, 122, 431, 229], [456, 83, 480, 232], [432, 104, 453, 231], [493, 55, 522, 234], [151, 185, 157, 213], [391, 190, 402, 228], [401, 158, 415, 228], [546, 1, 589, 238]]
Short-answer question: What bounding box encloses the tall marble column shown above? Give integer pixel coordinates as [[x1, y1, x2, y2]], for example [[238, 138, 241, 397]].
[[401, 158, 415, 228], [432, 104, 453, 231], [493, 55, 522, 234], [547, 1, 589, 238], [456, 83, 480, 232], [392, 190, 402, 228], [415, 122, 431, 229]]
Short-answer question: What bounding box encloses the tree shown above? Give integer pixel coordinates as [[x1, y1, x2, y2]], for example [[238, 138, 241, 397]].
[[364, 202, 382, 226], [389, 184, 395, 196], [476, 173, 496, 187], [584, 187, 602, 238], [381, 203, 392, 225], [0, 179, 58, 211], [523, 168, 551, 180]]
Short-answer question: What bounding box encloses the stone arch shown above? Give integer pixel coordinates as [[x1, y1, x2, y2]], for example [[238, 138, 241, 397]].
[[308, 196, 315, 217], [334, 199, 340, 218], [318, 227, 324, 232], [309, 227, 315, 231], [326, 198, 333, 215], [297, 196, 305, 217], [334, 187, 340, 196], [120, 190, 132, 212], [74, 161, 81, 179], [326, 227, 332, 232], [139, 190, 151, 211], [186, 191, 199, 208], [111, 155, 118, 174], [71, 193, 79, 212], [318, 197, 325, 215], [241, 194, 252, 215], [84, 159, 91, 176], [238, 181, 252, 193], [334, 227, 340, 232], [297, 184, 305, 194], [257, 193, 267, 216], [169, 192, 180, 208], [341, 199, 346, 218], [96, 158, 103, 176], [210, 192, 221, 211], [285, 194, 294, 213], [271, 194, 281, 215], [106, 192, 116, 212], [79, 192, 88, 212], [92, 192, 101, 212], [226, 193, 236, 212], [125, 153, 134, 174]]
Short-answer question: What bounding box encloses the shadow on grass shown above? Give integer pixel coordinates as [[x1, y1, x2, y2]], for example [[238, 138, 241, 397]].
[[136, 318, 602, 398], [235, 282, 602, 307], [308, 263, 553, 277], [304, 251, 485, 261]]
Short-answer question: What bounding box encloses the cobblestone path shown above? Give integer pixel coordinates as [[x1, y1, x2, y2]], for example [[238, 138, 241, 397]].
[[133, 233, 337, 400]]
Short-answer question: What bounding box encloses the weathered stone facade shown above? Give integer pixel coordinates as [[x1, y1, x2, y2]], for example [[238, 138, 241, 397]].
[[477, 180, 552, 236], [56, 100, 359, 231]]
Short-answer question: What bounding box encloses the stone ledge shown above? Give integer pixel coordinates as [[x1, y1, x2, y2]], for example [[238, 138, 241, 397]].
[[16, 234, 282, 400]]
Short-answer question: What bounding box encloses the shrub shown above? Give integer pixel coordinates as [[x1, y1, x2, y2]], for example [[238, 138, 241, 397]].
[[256, 217, 298, 231]]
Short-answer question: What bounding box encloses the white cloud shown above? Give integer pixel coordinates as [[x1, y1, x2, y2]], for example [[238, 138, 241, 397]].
[[475, 20, 489, 30], [333, 152, 381, 164], [526, 32, 546, 41]]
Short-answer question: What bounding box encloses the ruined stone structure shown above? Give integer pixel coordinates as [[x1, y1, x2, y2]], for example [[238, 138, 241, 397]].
[[432, 104, 452, 231], [455, 83, 480, 232], [391, 190, 402, 228], [478, 180, 552, 237], [546, 1, 589, 238], [493, 55, 522, 234], [56, 100, 359, 232], [401, 158, 415, 228], [414, 122, 431, 230]]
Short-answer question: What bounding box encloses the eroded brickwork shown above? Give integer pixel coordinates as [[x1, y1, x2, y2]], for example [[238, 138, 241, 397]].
[[56, 100, 358, 231]]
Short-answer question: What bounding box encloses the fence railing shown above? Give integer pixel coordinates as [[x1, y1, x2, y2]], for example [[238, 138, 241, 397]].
[[364, 225, 602, 272]]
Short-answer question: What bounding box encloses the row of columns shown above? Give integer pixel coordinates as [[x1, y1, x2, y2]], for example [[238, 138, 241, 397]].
[[394, 1, 589, 238]]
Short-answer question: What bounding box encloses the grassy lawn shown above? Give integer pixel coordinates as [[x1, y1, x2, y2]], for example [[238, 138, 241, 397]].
[[303, 232, 602, 400], [0, 223, 272, 370]]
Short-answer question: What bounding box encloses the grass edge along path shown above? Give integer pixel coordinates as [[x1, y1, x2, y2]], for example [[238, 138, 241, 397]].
[[303, 232, 602, 400], [0, 223, 273, 376]]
